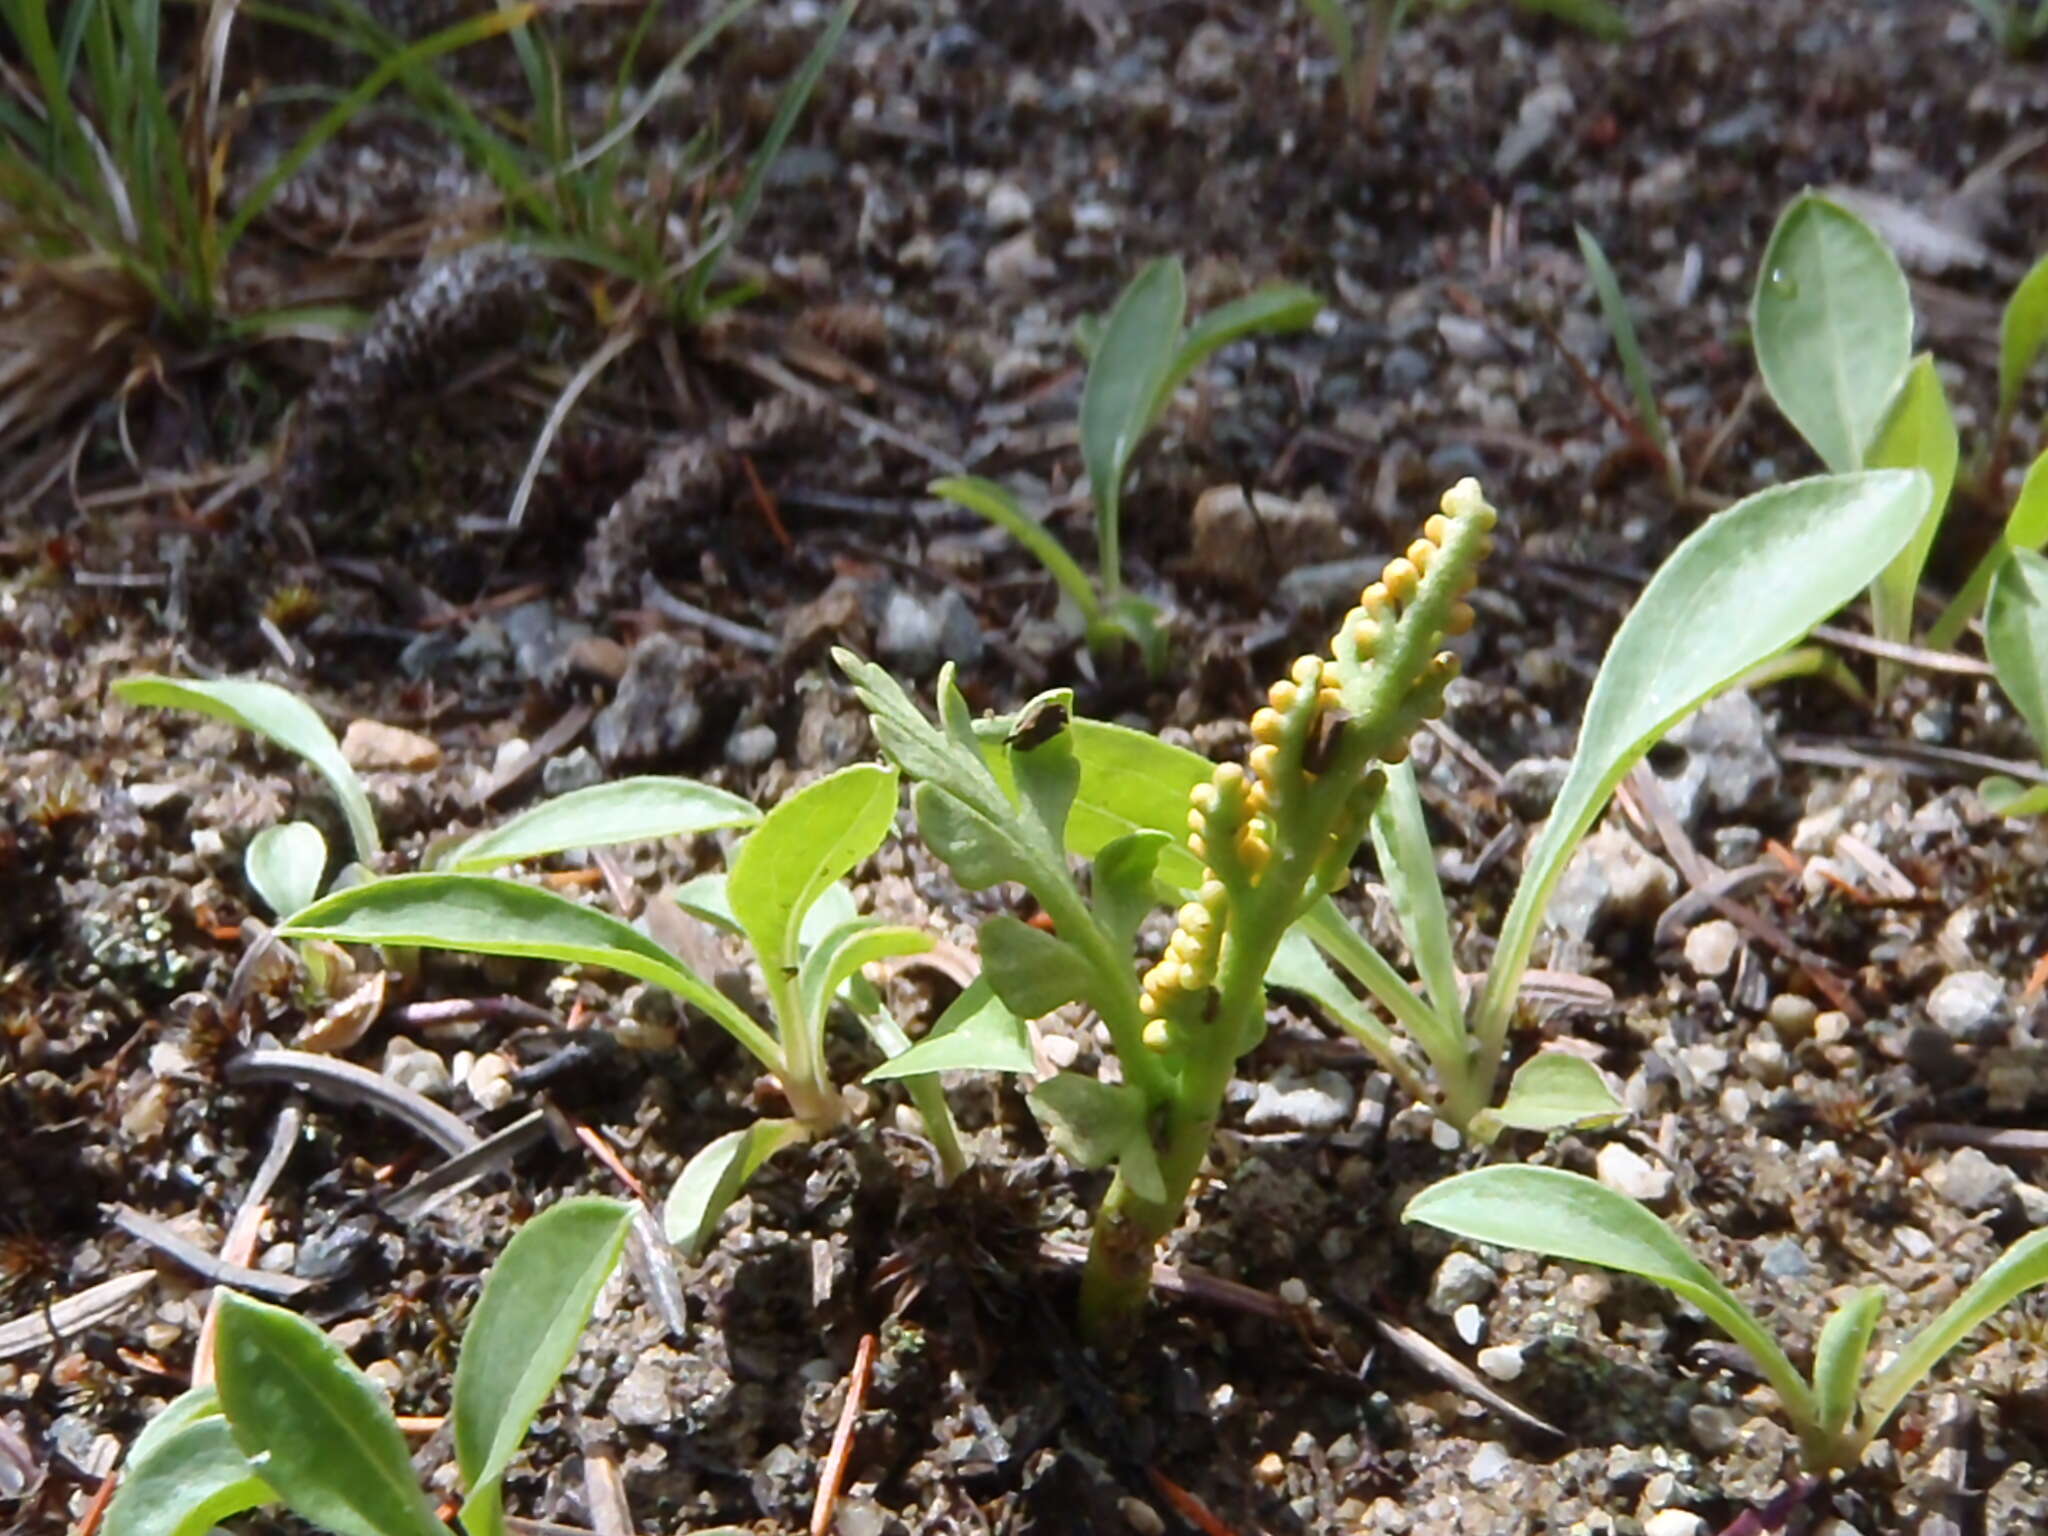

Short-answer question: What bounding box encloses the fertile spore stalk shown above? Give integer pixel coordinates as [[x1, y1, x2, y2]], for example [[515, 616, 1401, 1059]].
[[1081, 480, 1495, 1335]]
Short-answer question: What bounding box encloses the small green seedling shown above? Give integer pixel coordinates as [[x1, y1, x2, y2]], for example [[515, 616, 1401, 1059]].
[[1982, 547, 2048, 815], [1574, 223, 1683, 500], [278, 765, 1033, 1253], [844, 468, 1931, 1336], [104, 1197, 635, 1536], [938, 257, 1321, 673], [1405, 1165, 2048, 1475], [1751, 191, 2048, 706]]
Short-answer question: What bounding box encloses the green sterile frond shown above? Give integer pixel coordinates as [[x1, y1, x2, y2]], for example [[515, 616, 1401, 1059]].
[[1329, 477, 1496, 760]]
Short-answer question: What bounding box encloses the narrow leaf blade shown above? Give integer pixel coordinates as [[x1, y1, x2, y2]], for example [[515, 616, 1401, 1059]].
[[1863, 1229, 2048, 1435], [1080, 258, 1186, 578], [2000, 252, 2048, 425], [1811, 1286, 1884, 1443], [1161, 282, 1322, 401], [1867, 355, 1958, 649], [116, 676, 381, 860], [1752, 192, 1914, 474], [453, 1198, 633, 1510], [213, 1293, 446, 1536], [442, 777, 760, 872]]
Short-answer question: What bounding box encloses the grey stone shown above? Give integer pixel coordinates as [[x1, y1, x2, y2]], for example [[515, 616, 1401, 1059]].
[[726, 723, 779, 769], [1759, 1238, 1811, 1280], [1654, 692, 1777, 826], [1245, 1066, 1356, 1133], [541, 746, 604, 797], [1927, 969, 2009, 1045], [1381, 346, 1431, 393], [1687, 1403, 1740, 1454], [1495, 81, 1575, 177], [1548, 828, 1679, 942], [381, 1038, 450, 1100], [1501, 756, 1571, 819], [876, 585, 983, 676], [1427, 1251, 1497, 1314], [593, 635, 707, 765], [1932, 1147, 2017, 1214], [1436, 315, 1499, 362]]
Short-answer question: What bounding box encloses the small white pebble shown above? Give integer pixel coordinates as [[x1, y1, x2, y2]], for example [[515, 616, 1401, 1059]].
[[1453, 1302, 1486, 1345], [1476, 1344, 1525, 1381], [1278, 1277, 1310, 1307], [1644, 1512, 1706, 1536]]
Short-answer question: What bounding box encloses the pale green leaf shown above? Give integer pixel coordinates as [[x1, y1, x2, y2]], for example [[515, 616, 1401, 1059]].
[[794, 919, 933, 1035], [1029, 1074, 1165, 1203], [213, 1293, 446, 1536], [280, 874, 783, 1072], [662, 1120, 809, 1257], [453, 1198, 632, 1529], [2007, 446, 2048, 550], [1753, 193, 1914, 473], [246, 822, 328, 920], [863, 977, 1035, 1081], [105, 1387, 273, 1536], [1402, 1167, 1815, 1431], [116, 676, 380, 860], [1081, 258, 1187, 589], [1475, 470, 1931, 1064], [1486, 1052, 1626, 1134], [441, 777, 760, 872], [1862, 1229, 2048, 1436], [914, 785, 1035, 890], [933, 476, 1098, 618], [1160, 283, 1322, 405], [2000, 252, 2048, 425], [1868, 355, 1959, 650], [1980, 775, 2048, 817], [1368, 761, 1462, 1030], [1811, 1286, 1884, 1443], [978, 914, 1095, 1018], [729, 764, 899, 972], [1575, 224, 1669, 467], [1987, 547, 2048, 755]]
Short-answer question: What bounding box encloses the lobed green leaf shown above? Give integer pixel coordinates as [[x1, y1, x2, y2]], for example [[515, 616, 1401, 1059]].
[[978, 914, 1095, 1017], [1029, 1074, 1165, 1202]]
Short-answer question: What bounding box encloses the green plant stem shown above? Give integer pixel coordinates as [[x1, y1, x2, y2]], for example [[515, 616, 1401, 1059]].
[[761, 967, 843, 1130], [1926, 540, 2006, 651]]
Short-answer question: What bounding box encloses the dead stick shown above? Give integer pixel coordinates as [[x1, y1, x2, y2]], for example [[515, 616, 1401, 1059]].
[[811, 1333, 876, 1536]]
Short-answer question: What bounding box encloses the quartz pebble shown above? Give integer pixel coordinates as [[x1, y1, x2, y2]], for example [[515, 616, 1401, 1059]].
[[1476, 1344, 1525, 1381], [1931, 1147, 2016, 1214], [1596, 1142, 1673, 1206], [341, 718, 441, 771], [1428, 1252, 1497, 1314], [1683, 919, 1739, 979], [1926, 969, 2008, 1045]]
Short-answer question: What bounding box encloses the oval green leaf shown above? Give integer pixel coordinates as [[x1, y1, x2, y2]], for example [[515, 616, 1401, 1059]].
[[105, 1387, 274, 1536], [1753, 192, 1914, 474], [1402, 1166, 1816, 1432], [1475, 470, 1931, 1060], [246, 822, 329, 920], [116, 676, 380, 861], [728, 763, 899, 972], [1487, 1051, 1627, 1134], [978, 913, 1095, 1018], [662, 1120, 809, 1258], [1979, 774, 2048, 817], [213, 1292, 447, 1536], [280, 873, 783, 1071], [1987, 546, 2048, 754], [453, 1197, 633, 1520], [441, 777, 760, 873]]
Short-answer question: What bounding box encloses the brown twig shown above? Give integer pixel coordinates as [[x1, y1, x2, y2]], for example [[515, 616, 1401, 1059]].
[[739, 452, 793, 552], [1145, 1465, 1240, 1536], [811, 1333, 876, 1536]]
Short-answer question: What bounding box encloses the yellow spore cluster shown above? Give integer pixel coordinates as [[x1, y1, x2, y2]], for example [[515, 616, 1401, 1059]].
[[1138, 479, 1496, 1048]]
